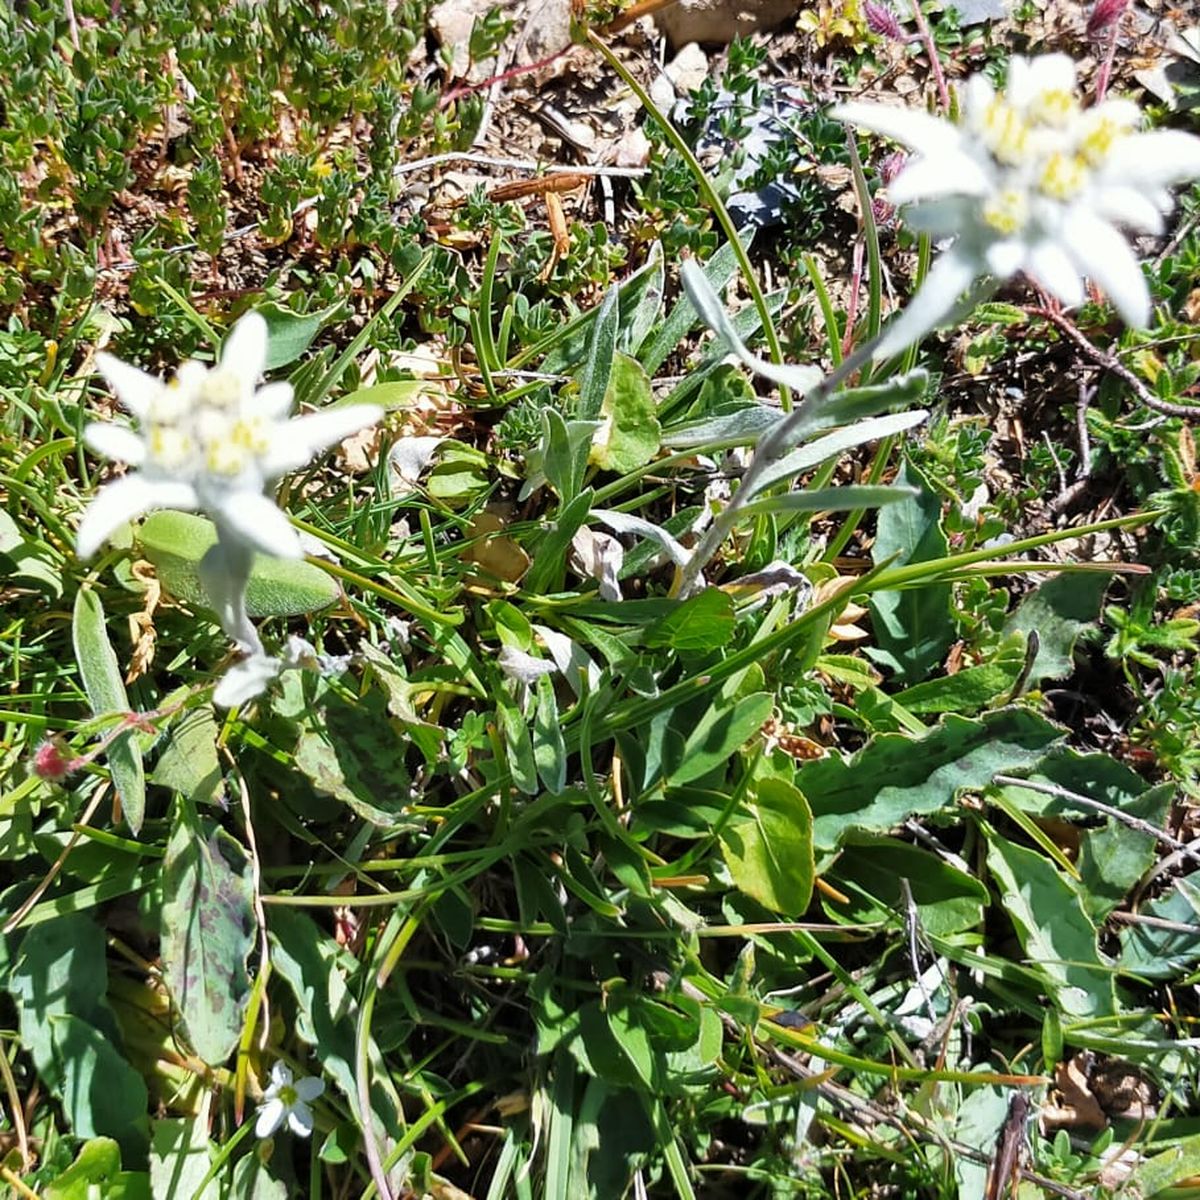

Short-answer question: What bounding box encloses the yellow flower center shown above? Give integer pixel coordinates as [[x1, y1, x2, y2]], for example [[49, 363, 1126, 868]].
[[982, 188, 1029, 235], [148, 425, 194, 468], [1039, 151, 1088, 200], [199, 369, 243, 410], [206, 437, 251, 476], [982, 100, 1030, 164], [1077, 116, 1122, 166], [1029, 89, 1077, 127]]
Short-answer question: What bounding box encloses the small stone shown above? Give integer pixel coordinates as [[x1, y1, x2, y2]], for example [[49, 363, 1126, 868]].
[[515, 0, 574, 66], [664, 42, 710, 94], [430, 0, 498, 80]]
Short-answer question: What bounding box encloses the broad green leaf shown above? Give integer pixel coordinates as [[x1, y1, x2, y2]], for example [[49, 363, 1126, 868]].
[[150, 1116, 217, 1200], [1003, 571, 1110, 685], [1126, 1131, 1200, 1198], [799, 709, 1063, 852], [984, 829, 1116, 1018], [573, 1001, 653, 1091], [589, 353, 660, 474], [670, 692, 773, 786], [151, 708, 222, 805], [525, 489, 595, 595], [1078, 784, 1170, 921], [832, 838, 988, 935], [223, 1155, 288, 1199], [1119, 875, 1200, 980], [739, 484, 919, 519], [45, 1138, 151, 1200], [534, 674, 567, 794], [337, 379, 427, 411], [644, 588, 735, 653], [161, 798, 255, 1065], [73, 589, 145, 833], [268, 908, 404, 1137], [722, 777, 814, 915], [426, 440, 491, 505], [139, 512, 338, 618], [256, 299, 343, 370], [52, 1015, 149, 1159], [293, 692, 414, 826], [541, 409, 593, 503], [866, 459, 954, 684], [894, 634, 1026, 714], [578, 285, 618, 419], [9, 914, 122, 1090], [997, 748, 1154, 817]]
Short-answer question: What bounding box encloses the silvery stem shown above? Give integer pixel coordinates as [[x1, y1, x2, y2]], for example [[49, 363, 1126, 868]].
[[199, 531, 263, 656], [676, 333, 885, 598]]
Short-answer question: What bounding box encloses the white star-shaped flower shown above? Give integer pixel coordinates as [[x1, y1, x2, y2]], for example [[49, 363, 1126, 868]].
[[255, 1062, 324, 1139], [77, 312, 382, 560], [833, 53, 1200, 357]]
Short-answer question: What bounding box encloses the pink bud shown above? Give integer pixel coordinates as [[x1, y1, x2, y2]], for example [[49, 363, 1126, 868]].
[[1087, 0, 1128, 36], [33, 739, 76, 782], [865, 1, 904, 39], [881, 151, 908, 184]]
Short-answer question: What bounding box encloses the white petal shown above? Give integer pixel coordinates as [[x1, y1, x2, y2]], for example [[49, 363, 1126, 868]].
[[1090, 185, 1166, 234], [294, 1076, 325, 1102], [1104, 131, 1200, 188], [95, 352, 163, 419], [888, 153, 992, 203], [76, 476, 197, 559], [213, 654, 283, 708], [1026, 240, 1085, 307], [287, 1102, 315, 1138], [831, 102, 963, 157], [269, 1063, 292, 1090], [498, 645, 558, 685], [1009, 53, 1076, 109], [261, 406, 384, 477], [255, 1099, 285, 1139], [198, 539, 261, 652], [84, 422, 146, 465], [213, 491, 302, 559], [962, 75, 996, 124], [872, 250, 980, 361], [247, 381, 294, 420], [1062, 212, 1150, 327], [984, 239, 1025, 279], [221, 311, 268, 385]]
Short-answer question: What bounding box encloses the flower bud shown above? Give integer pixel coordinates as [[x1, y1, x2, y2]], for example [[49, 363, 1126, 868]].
[[865, 1, 904, 39], [1087, 0, 1128, 37], [33, 738, 77, 782]]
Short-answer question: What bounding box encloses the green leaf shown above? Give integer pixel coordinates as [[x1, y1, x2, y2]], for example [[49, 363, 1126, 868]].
[[150, 1116, 217, 1200], [1126, 1131, 1200, 1198], [984, 829, 1116, 1018], [894, 634, 1026, 714], [832, 838, 988, 935], [589, 353, 661, 474], [139, 512, 338, 619], [45, 1139, 151, 1200], [9, 914, 122, 1091], [151, 708, 223, 805], [500, 700, 539, 795], [1078, 784, 1170, 922], [160, 798, 255, 1065], [541, 409, 593, 504], [1003, 571, 1110, 685], [51, 1015, 149, 1160], [256, 299, 343, 370], [644, 588, 735, 653], [336, 380, 428, 411], [722, 777, 814, 915], [292, 693, 414, 826], [72, 589, 145, 833], [739, 484, 919, 519], [1119, 875, 1200, 980], [799, 709, 1063, 852], [534, 674, 567, 794], [670, 692, 773, 787], [866, 459, 953, 684], [525, 489, 595, 595], [578, 286, 618, 419]]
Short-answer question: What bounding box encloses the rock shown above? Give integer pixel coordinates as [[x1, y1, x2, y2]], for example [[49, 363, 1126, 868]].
[[664, 41, 709, 94], [430, 0, 497, 80], [655, 0, 802, 46], [515, 0, 575, 65]]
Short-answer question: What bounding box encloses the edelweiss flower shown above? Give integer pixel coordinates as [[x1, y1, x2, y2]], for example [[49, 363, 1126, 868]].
[[834, 54, 1200, 357], [77, 312, 382, 559], [255, 1062, 324, 1139]]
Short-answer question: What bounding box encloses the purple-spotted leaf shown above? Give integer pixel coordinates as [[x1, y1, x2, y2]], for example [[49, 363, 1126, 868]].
[[161, 798, 255, 1066]]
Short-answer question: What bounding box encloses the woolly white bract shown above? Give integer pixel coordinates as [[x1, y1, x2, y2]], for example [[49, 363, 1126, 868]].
[[255, 1062, 324, 1139], [834, 54, 1200, 357], [77, 311, 382, 560]]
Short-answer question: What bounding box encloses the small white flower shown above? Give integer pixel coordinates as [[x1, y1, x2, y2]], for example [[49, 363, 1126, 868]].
[[834, 54, 1200, 357], [255, 1062, 324, 1139], [77, 312, 383, 560]]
